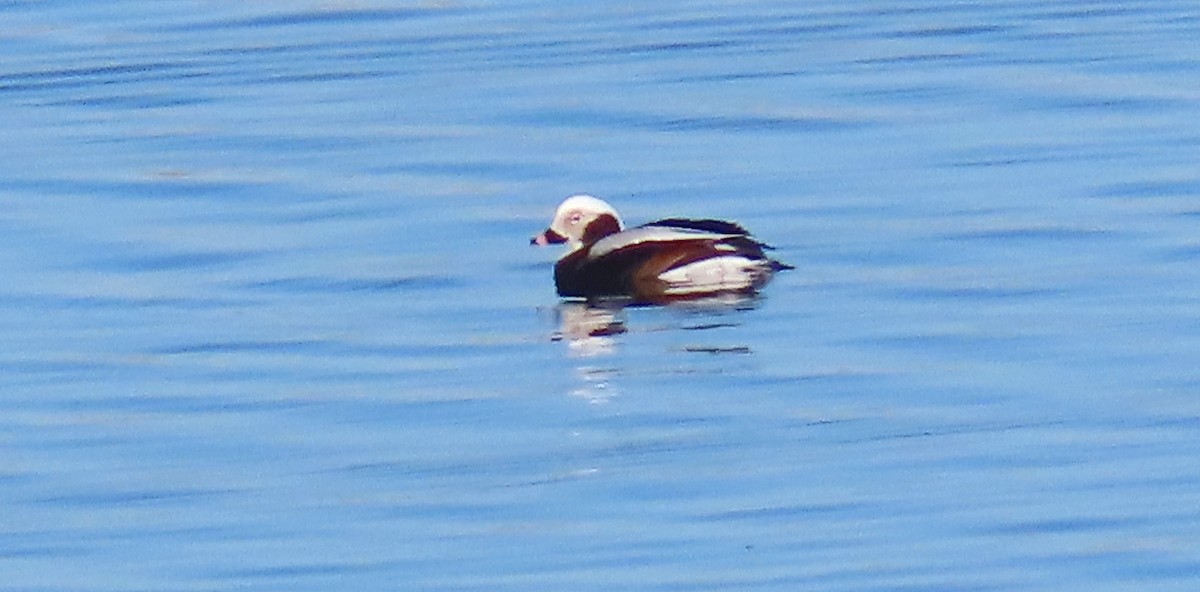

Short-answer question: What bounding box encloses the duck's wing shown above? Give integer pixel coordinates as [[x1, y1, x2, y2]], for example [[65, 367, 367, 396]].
[[586, 225, 739, 261]]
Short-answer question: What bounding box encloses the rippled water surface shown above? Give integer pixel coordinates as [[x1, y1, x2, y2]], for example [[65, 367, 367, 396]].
[[3, 1, 1200, 590]]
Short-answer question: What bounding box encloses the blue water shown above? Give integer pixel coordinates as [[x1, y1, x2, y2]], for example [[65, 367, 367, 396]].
[[2, 1, 1199, 590]]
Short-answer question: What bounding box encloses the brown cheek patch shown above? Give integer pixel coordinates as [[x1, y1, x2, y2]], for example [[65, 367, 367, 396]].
[[581, 214, 621, 244]]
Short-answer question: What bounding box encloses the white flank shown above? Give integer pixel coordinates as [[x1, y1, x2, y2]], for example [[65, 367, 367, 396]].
[[657, 256, 764, 295], [587, 226, 738, 260]]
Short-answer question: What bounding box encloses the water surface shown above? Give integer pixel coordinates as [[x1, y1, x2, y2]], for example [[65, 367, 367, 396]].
[[2, 1, 1199, 590]]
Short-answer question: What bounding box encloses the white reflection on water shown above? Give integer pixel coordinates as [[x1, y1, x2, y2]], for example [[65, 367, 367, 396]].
[[553, 301, 627, 356]]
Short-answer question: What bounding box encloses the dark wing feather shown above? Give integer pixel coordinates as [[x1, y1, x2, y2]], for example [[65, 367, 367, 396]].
[[643, 218, 751, 236], [642, 218, 781, 250]]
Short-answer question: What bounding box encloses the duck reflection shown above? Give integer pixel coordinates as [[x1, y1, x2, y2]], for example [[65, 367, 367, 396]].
[[552, 295, 760, 354], [551, 297, 761, 403], [552, 300, 628, 357]]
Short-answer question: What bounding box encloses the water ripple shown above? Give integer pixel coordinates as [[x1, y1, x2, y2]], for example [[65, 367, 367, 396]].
[[244, 275, 462, 293], [3, 1, 1199, 591], [153, 7, 461, 33], [505, 108, 868, 133]]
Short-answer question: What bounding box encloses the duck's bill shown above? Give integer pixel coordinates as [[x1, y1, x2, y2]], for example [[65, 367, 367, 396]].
[[531, 228, 567, 245]]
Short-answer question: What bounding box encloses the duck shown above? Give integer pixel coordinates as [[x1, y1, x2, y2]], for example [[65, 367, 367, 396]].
[[531, 194, 792, 302]]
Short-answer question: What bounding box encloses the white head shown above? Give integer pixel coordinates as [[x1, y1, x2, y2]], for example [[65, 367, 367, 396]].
[[531, 194, 625, 250]]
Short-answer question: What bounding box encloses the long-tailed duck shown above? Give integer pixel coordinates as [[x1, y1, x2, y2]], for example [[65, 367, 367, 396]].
[[531, 194, 791, 302]]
